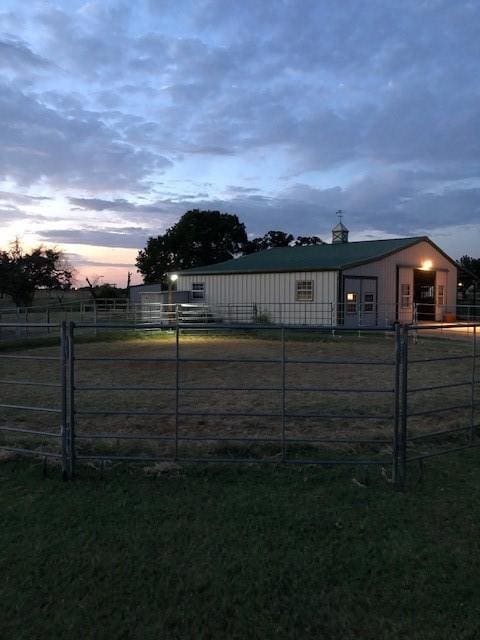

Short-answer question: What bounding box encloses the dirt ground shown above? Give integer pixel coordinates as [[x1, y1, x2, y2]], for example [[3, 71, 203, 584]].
[[0, 328, 478, 461]]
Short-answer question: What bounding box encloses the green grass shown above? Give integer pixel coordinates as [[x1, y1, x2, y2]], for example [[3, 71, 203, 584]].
[[2, 455, 480, 639]]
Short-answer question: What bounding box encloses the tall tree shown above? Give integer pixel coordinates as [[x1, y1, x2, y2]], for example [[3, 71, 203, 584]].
[[244, 230, 294, 254], [458, 255, 480, 279], [245, 231, 324, 253], [294, 235, 325, 246], [136, 210, 248, 284], [458, 255, 480, 299], [0, 240, 73, 307]]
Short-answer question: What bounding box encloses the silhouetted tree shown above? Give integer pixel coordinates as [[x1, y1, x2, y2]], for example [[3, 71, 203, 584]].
[[136, 210, 248, 284], [458, 255, 480, 301], [294, 236, 325, 246], [244, 230, 294, 254], [0, 240, 73, 307], [85, 277, 125, 300], [136, 210, 326, 283], [245, 231, 324, 253]]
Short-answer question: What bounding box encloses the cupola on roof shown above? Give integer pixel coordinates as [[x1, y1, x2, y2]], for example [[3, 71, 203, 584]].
[[332, 210, 349, 244]]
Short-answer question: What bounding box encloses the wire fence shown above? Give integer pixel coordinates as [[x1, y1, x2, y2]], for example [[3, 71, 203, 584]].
[[0, 320, 478, 488]]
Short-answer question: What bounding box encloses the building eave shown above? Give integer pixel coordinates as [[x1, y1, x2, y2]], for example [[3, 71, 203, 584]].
[[174, 267, 341, 277]]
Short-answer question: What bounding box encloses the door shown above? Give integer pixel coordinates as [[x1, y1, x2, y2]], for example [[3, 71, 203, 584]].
[[343, 277, 377, 327], [414, 269, 436, 321]]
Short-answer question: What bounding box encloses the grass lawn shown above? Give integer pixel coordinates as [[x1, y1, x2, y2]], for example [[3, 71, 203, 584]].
[[1, 454, 480, 639]]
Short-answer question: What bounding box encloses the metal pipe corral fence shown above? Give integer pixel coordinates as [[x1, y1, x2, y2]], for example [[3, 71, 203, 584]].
[[2, 299, 480, 336], [0, 319, 478, 488]]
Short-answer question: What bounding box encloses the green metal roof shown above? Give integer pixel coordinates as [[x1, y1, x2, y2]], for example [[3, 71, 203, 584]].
[[176, 237, 432, 275]]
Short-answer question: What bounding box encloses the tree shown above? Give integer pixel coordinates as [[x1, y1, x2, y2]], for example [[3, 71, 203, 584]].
[[244, 230, 294, 254], [244, 230, 324, 253], [459, 255, 480, 279], [136, 209, 326, 283], [458, 255, 480, 301], [84, 276, 126, 300], [294, 235, 325, 246], [136, 210, 248, 284], [0, 240, 73, 307]]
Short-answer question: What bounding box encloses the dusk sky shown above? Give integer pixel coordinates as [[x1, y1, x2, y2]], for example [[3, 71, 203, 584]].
[[1, 0, 479, 286]]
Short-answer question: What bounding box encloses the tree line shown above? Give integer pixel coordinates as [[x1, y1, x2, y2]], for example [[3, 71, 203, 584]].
[[136, 209, 324, 284]]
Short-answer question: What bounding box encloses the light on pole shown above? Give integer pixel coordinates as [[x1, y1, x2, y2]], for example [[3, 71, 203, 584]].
[[168, 273, 178, 321]]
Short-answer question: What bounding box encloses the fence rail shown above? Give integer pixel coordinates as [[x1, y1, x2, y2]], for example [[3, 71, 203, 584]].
[[2, 299, 480, 338], [0, 320, 478, 488]]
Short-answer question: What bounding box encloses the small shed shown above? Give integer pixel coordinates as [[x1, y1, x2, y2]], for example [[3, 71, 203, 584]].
[[173, 223, 458, 326]]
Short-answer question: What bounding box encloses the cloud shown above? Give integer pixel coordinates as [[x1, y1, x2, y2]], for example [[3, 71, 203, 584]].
[[66, 255, 135, 269], [1, 0, 479, 275], [37, 225, 151, 249], [67, 195, 207, 229], [6, 1, 480, 178], [127, 175, 480, 241], [36, 4, 132, 81], [68, 196, 164, 213], [0, 205, 29, 223], [226, 186, 261, 194], [0, 190, 51, 204], [0, 36, 51, 73], [0, 83, 172, 189]]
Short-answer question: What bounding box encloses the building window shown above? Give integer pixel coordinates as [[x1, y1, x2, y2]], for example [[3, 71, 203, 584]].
[[191, 282, 205, 300], [296, 280, 314, 302], [438, 284, 445, 305], [346, 292, 357, 313], [400, 284, 411, 309], [364, 293, 374, 312]]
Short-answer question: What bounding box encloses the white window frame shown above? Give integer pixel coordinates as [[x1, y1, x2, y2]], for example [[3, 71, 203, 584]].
[[364, 293, 375, 313], [346, 292, 357, 314], [191, 282, 205, 300], [437, 284, 445, 305], [295, 280, 314, 302], [400, 283, 411, 309]]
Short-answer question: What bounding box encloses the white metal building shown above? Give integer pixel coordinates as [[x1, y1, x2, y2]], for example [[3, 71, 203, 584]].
[[172, 224, 458, 326]]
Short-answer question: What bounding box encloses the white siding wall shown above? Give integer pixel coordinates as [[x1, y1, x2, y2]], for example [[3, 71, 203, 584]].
[[177, 271, 338, 324], [141, 292, 166, 304], [343, 240, 457, 324]]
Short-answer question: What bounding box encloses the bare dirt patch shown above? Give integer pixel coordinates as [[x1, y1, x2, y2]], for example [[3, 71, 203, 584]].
[[0, 329, 477, 460]]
